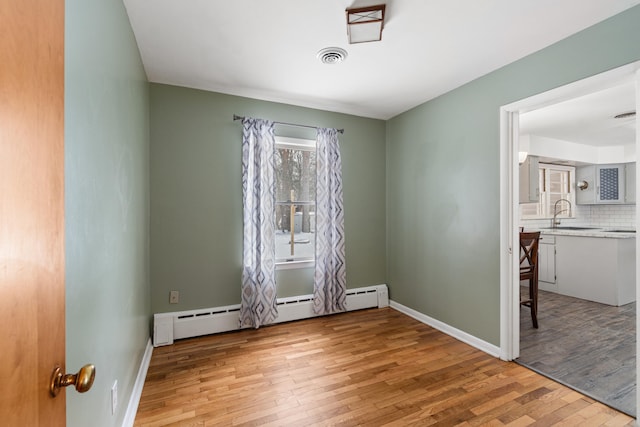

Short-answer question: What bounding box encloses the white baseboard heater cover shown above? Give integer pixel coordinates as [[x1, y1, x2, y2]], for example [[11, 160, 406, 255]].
[[153, 284, 389, 347]]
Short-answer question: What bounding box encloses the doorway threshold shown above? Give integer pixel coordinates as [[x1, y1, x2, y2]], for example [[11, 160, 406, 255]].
[[514, 358, 635, 418]]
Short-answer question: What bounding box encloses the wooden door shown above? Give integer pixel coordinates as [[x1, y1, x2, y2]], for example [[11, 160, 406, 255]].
[[0, 0, 66, 425]]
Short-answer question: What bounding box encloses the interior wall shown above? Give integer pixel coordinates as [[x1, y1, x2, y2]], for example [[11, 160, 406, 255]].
[[65, 1, 150, 426], [386, 5, 640, 346], [150, 84, 387, 314]]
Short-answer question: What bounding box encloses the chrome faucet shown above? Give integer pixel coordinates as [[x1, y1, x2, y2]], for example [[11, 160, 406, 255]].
[[551, 199, 572, 228]]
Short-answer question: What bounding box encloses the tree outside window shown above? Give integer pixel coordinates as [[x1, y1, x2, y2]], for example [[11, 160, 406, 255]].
[[275, 137, 316, 264]]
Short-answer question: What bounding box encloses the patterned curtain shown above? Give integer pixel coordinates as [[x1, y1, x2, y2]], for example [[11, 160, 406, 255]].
[[313, 128, 347, 315], [239, 117, 278, 328]]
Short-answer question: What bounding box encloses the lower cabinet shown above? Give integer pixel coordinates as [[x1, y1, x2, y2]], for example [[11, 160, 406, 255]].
[[554, 235, 635, 306], [538, 234, 556, 291]]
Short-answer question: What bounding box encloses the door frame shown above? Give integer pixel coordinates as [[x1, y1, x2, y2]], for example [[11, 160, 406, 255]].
[[499, 62, 640, 410]]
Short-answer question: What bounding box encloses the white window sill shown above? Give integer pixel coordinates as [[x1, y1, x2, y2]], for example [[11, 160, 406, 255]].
[[275, 260, 315, 270]]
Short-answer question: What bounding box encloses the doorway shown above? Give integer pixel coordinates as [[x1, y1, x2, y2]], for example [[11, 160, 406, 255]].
[[499, 62, 640, 416]]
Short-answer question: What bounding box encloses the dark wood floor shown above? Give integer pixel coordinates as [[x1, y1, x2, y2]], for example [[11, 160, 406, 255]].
[[518, 288, 636, 417], [134, 307, 634, 426]]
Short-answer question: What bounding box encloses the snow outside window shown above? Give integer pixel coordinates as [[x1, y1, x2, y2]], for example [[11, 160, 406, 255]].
[[275, 136, 316, 268]]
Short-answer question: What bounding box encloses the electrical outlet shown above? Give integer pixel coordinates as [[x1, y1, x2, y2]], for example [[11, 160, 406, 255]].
[[111, 380, 118, 415], [169, 290, 179, 304]]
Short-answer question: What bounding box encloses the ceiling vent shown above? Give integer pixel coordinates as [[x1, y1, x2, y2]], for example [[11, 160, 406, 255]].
[[317, 47, 348, 65], [614, 111, 636, 119]]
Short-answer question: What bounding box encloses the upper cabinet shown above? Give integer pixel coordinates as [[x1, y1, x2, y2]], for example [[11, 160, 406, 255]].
[[576, 163, 635, 204], [519, 156, 539, 204], [597, 164, 625, 203], [576, 164, 596, 204], [625, 162, 636, 204]]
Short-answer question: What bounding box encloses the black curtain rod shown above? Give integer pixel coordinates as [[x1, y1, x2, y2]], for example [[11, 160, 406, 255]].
[[233, 114, 344, 134]]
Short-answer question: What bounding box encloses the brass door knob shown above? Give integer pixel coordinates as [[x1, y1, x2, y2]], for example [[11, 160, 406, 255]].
[[49, 364, 95, 397]]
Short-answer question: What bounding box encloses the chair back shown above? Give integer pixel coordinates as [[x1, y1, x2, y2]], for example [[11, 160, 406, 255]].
[[519, 231, 541, 329], [520, 231, 541, 269]]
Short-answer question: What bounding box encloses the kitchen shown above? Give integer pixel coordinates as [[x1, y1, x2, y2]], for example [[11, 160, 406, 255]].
[[517, 78, 636, 416]]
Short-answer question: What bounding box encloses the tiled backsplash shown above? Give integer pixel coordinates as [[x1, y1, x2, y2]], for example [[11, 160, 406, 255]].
[[520, 204, 636, 229]]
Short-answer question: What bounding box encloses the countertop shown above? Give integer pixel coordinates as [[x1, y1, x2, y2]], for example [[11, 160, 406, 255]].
[[525, 227, 636, 239]]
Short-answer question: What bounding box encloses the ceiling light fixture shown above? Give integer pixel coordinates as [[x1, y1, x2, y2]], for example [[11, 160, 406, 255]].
[[346, 4, 385, 44], [317, 47, 348, 64]]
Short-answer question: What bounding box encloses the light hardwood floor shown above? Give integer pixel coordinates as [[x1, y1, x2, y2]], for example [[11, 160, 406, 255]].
[[135, 308, 634, 426]]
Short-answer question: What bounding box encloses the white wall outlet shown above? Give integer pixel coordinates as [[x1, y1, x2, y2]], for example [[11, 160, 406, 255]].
[[111, 380, 118, 415], [169, 290, 179, 304]]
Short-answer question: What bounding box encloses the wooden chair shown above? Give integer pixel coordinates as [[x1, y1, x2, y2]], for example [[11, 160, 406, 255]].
[[520, 231, 540, 329]]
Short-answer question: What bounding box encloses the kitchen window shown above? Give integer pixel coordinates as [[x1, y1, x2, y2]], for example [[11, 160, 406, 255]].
[[275, 136, 316, 268], [521, 163, 575, 219]]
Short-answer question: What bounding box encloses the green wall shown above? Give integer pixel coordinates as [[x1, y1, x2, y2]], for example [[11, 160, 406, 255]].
[[61, 5, 640, 424], [150, 85, 387, 313], [386, 6, 640, 346], [65, 1, 150, 426]]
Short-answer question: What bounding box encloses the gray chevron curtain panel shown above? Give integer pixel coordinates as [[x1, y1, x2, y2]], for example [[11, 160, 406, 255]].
[[239, 117, 279, 328], [313, 128, 347, 315]]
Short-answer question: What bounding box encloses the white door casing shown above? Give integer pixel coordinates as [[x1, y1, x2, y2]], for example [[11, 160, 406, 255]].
[[499, 63, 640, 419]]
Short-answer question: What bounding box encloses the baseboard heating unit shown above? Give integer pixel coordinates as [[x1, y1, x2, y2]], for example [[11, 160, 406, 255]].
[[153, 284, 389, 347]]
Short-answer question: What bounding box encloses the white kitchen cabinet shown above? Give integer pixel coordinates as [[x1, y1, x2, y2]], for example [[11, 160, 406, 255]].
[[537, 234, 556, 290], [597, 164, 625, 203], [625, 162, 636, 204], [576, 163, 633, 204], [554, 235, 635, 306], [575, 165, 596, 204], [519, 156, 539, 204]]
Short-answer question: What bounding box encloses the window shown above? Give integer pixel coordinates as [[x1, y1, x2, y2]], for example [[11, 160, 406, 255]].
[[274, 136, 316, 267], [521, 163, 575, 219]]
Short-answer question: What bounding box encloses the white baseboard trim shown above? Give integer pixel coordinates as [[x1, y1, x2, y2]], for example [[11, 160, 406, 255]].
[[390, 300, 501, 358], [122, 338, 153, 427]]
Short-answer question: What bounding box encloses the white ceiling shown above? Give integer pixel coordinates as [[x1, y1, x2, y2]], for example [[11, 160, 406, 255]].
[[123, 0, 640, 120], [520, 79, 636, 147]]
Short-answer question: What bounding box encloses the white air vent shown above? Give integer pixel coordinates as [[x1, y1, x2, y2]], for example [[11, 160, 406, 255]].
[[317, 47, 348, 65]]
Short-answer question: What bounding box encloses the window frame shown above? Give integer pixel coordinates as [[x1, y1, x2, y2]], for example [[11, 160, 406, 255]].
[[274, 136, 316, 270], [520, 163, 576, 220]]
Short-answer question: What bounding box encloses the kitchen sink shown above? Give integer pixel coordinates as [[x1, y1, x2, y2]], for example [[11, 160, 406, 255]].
[[542, 226, 599, 230]]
